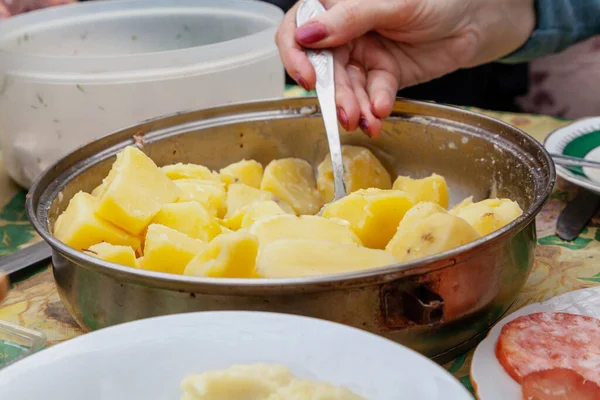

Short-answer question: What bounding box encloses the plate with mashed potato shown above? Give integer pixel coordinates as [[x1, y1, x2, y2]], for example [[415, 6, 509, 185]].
[[0, 311, 471, 399]]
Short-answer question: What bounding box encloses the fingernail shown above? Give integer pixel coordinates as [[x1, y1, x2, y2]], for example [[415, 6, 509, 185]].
[[296, 75, 310, 91], [359, 117, 371, 137], [337, 107, 349, 130], [296, 21, 328, 44]]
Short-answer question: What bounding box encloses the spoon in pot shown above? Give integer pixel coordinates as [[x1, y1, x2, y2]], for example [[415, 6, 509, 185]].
[[297, 0, 347, 215]]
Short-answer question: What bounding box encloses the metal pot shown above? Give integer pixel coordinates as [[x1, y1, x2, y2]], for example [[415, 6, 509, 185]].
[[27, 98, 555, 363]]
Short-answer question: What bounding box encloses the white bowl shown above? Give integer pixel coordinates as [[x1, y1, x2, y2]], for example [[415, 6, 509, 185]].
[[0, 0, 284, 188], [0, 311, 472, 400]]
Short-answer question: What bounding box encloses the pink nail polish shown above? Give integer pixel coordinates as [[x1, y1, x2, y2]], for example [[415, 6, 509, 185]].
[[337, 107, 349, 129], [296, 21, 328, 44], [296, 75, 310, 91], [359, 117, 371, 137]]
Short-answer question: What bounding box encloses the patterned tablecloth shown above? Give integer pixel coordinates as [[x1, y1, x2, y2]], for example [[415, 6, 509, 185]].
[[1, 87, 599, 395]]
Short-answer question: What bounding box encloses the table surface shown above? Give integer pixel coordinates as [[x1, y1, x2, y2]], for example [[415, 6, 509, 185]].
[[1, 86, 599, 396]]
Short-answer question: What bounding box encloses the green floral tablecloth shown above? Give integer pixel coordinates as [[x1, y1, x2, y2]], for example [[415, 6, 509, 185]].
[[1, 87, 599, 397]]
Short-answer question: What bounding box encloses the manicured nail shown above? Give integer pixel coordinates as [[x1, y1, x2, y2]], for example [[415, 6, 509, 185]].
[[359, 117, 371, 137], [296, 75, 310, 91], [337, 107, 349, 130], [296, 21, 328, 44]]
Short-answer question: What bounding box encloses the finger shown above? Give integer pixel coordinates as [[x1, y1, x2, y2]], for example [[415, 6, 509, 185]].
[[0, 2, 11, 18], [296, 0, 390, 48], [333, 47, 360, 131], [347, 64, 383, 137], [366, 70, 397, 119], [275, 1, 316, 90]]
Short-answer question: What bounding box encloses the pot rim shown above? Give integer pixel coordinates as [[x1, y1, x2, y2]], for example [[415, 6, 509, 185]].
[[26, 97, 556, 293]]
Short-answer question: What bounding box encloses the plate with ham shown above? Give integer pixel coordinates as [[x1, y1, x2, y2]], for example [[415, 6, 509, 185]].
[[471, 286, 600, 400]]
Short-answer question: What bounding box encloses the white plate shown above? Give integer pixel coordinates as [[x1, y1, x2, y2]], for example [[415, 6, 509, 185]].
[[471, 286, 600, 400], [0, 311, 471, 400], [544, 117, 600, 194]]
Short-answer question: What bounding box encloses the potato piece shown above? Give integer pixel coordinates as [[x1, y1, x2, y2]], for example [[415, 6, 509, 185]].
[[271, 379, 365, 400], [90, 182, 105, 197], [449, 196, 474, 214], [240, 201, 287, 229], [249, 214, 361, 247], [386, 212, 479, 262], [184, 232, 259, 278], [53, 192, 141, 251], [141, 224, 206, 274], [160, 163, 218, 181], [95, 146, 182, 235], [136, 256, 144, 268], [261, 158, 323, 215], [219, 159, 263, 189], [224, 184, 293, 230], [392, 173, 449, 208], [257, 239, 396, 278], [397, 202, 447, 232], [453, 198, 523, 236], [85, 242, 137, 268], [175, 179, 227, 218], [181, 364, 293, 400], [225, 183, 275, 217], [151, 201, 221, 242], [317, 145, 392, 203], [322, 189, 413, 249]]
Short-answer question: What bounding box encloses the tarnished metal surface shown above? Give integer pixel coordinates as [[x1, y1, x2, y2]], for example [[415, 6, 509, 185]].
[[26, 97, 555, 362]]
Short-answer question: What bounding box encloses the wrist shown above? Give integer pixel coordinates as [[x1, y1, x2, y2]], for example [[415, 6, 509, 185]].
[[467, 0, 536, 66]]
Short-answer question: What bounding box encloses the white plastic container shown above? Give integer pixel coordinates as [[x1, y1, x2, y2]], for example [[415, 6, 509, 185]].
[[0, 0, 284, 188]]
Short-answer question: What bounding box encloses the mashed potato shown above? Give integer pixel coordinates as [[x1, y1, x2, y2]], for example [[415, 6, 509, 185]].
[[180, 363, 365, 400]]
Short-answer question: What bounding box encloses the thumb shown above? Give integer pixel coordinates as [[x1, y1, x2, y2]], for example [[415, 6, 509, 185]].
[[295, 0, 385, 48]]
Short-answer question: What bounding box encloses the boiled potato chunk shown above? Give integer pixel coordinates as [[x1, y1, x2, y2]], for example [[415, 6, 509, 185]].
[[386, 212, 479, 262], [270, 380, 365, 400], [224, 184, 293, 230], [453, 198, 523, 236], [53, 192, 141, 251], [322, 189, 413, 249], [240, 201, 287, 229], [161, 163, 218, 181], [151, 201, 221, 242], [249, 215, 361, 246], [257, 239, 396, 278], [85, 242, 138, 268], [184, 232, 259, 278], [392, 173, 449, 208], [175, 179, 227, 218], [396, 202, 447, 232], [181, 364, 293, 400], [261, 158, 323, 215], [95, 146, 182, 235], [90, 182, 105, 197], [449, 196, 474, 214], [219, 159, 263, 189], [141, 224, 206, 274], [317, 145, 392, 203]]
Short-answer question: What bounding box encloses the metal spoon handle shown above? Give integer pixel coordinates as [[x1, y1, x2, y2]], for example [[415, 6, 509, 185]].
[[297, 0, 346, 200], [551, 153, 600, 169]]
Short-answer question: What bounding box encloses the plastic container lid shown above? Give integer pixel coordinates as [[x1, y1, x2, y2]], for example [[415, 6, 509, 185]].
[[0, 0, 284, 80]]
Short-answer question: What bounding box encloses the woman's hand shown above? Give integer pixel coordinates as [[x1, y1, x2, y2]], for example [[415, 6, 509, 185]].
[[276, 0, 535, 137], [0, 0, 76, 19]]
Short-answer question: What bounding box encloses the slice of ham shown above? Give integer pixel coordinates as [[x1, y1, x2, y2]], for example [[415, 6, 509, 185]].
[[496, 312, 600, 385], [521, 368, 600, 400]]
